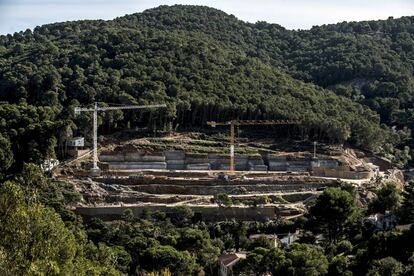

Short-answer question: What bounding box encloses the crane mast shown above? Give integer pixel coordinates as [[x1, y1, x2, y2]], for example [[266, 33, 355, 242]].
[[207, 119, 301, 175], [74, 102, 166, 175]]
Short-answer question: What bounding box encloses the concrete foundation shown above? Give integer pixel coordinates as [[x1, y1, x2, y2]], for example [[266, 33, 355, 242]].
[[186, 163, 211, 170], [98, 150, 372, 179], [313, 166, 373, 179], [108, 162, 167, 170]]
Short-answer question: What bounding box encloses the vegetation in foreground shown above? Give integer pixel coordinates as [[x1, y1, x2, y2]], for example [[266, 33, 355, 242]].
[[1, 163, 414, 275]]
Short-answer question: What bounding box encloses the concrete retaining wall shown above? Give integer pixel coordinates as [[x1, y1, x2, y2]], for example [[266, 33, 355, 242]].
[[313, 167, 373, 179], [108, 162, 167, 170], [99, 150, 369, 178], [186, 163, 211, 170], [101, 151, 266, 171], [142, 155, 165, 162], [311, 159, 339, 169], [166, 159, 186, 165], [248, 159, 265, 166], [186, 158, 210, 164], [124, 153, 143, 161], [166, 159, 186, 170], [248, 164, 268, 171], [220, 164, 249, 170], [165, 151, 186, 170], [100, 154, 125, 162], [165, 150, 185, 160], [268, 161, 288, 171], [363, 156, 393, 171], [287, 161, 311, 171]]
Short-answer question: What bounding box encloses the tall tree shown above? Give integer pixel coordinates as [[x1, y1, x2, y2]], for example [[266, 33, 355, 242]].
[[0, 134, 13, 178], [285, 243, 329, 276], [369, 182, 402, 214], [309, 188, 359, 243], [0, 180, 121, 275], [400, 181, 414, 223]]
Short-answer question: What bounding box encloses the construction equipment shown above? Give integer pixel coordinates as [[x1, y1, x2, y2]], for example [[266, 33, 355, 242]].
[[74, 102, 166, 175], [207, 120, 301, 175]]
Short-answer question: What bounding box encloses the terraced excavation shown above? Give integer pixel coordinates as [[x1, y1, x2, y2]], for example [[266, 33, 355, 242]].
[[55, 132, 397, 222]]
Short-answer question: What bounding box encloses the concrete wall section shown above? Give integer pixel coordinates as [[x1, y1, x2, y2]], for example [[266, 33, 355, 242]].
[[248, 159, 265, 166], [268, 161, 288, 171], [100, 154, 125, 162], [186, 158, 210, 164], [142, 155, 165, 162], [124, 152, 143, 161], [108, 162, 167, 170], [165, 150, 185, 160], [99, 150, 371, 179], [287, 161, 311, 171], [313, 167, 373, 179], [311, 159, 339, 169], [186, 163, 211, 170], [166, 159, 186, 170], [248, 164, 268, 171]]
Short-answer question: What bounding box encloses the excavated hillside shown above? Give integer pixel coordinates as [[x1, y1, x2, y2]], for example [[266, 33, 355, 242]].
[[55, 131, 403, 221]]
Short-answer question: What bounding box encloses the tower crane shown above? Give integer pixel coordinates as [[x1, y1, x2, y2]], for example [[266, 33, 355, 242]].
[[74, 102, 166, 175], [207, 120, 301, 175]]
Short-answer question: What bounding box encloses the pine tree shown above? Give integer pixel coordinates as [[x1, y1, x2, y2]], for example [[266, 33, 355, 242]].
[[400, 181, 414, 224]]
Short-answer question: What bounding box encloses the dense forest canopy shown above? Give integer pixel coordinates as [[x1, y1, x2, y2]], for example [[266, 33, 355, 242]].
[[0, 5, 414, 172], [2, 5, 414, 276]]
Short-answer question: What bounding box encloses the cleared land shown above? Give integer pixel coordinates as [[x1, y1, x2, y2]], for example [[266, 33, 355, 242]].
[[56, 132, 401, 221]]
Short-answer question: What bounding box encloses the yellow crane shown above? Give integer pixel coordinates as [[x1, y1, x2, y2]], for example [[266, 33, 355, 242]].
[[207, 120, 301, 175]]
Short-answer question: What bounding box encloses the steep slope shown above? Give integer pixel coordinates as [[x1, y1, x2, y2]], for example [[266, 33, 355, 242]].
[[121, 6, 414, 130], [0, 5, 405, 173]]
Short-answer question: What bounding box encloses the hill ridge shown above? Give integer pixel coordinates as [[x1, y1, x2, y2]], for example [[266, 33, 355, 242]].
[[0, 5, 412, 173]]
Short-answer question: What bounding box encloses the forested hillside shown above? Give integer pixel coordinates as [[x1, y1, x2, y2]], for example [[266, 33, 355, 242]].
[[2, 5, 414, 275], [0, 5, 413, 173], [129, 6, 414, 128]]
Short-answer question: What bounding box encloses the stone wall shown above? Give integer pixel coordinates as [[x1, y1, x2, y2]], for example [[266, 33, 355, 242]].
[[313, 167, 373, 179], [108, 162, 167, 170], [165, 150, 186, 170], [363, 156, 393, 171], [266, 154, 315, 172], [99, 150, 371, 179], [100, 150, 260, 171]]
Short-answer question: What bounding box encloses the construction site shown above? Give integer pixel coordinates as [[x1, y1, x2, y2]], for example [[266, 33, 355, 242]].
[[53, 103, 402, 223]]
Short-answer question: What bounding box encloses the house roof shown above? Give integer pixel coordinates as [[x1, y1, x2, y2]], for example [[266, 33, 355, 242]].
[[218, 253, 246, 267], [396, 223, 413, 232], [249, 234, 278, 240]]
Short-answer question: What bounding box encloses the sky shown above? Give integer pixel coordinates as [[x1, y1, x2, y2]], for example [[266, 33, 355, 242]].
[[1, 0, 414, 35]]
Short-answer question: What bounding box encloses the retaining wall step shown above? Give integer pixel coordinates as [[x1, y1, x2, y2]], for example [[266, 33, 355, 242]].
[[100, 155, 125, 162]]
